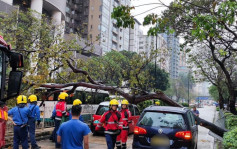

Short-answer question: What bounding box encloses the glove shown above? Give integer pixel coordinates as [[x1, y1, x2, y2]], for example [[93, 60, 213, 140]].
[[117, 129, 121, 135], [37, 120, 41, 126]]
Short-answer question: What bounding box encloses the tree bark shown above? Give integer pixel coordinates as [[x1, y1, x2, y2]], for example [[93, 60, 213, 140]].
[[217, 88, 224, 109]]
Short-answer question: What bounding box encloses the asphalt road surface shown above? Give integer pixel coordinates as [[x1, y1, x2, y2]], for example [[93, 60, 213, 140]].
[[37, 133, 134, 149]]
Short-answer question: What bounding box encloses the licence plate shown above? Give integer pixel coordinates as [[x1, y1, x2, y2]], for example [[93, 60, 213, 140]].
[[151, 136, 170, 146]]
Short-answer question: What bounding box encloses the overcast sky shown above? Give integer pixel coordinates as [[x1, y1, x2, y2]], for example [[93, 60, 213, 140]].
[[131, 0, 173, 34]]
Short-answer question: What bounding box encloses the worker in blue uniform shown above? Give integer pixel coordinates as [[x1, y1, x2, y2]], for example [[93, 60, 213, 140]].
[[28, 95, 41, 149], [8, 95, 30, 149], [69, 99, 84, 122]]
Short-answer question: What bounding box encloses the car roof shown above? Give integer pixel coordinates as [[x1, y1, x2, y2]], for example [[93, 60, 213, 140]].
[[144, 106, 189, 114]]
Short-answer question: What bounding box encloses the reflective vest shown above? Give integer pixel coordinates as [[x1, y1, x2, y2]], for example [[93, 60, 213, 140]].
[[0, 107, 8, 121], [55, 101, 68, 120], [96, 110, 123, 134], [120, 109, 132, 130]]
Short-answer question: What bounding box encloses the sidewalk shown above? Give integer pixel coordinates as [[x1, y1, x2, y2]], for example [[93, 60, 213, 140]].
[[197, 106, 216, 149]]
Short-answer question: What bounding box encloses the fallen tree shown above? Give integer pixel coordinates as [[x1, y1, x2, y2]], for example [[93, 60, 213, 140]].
[[39, 60, 227, 137]]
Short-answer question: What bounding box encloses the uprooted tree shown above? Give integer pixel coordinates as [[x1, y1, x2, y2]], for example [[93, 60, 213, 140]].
[[39, 60, 227, 138]]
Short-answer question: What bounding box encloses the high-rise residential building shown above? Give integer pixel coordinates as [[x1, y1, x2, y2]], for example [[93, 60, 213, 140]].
[[138, 35, 169, 72], [65, 0, 131, 54], [161, 33, 180, 78], [129, 19, 143, 53], [179, 50, 189, 75], [0, 0, 66, 27]]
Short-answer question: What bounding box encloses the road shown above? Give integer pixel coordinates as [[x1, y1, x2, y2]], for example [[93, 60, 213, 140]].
[[36, 106, 216, 149], [37, 133, 134, 149], [197, 106, 216, 149]]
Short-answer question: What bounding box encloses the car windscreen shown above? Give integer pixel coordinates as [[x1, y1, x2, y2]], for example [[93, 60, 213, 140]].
[[138, 111, 186, 129], [96, 105, 121, 115]]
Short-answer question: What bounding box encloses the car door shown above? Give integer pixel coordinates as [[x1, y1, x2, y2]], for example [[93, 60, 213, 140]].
[[133, 106, 140, 125], [187, 111, 198, 148], [128, 104, 135, 133]]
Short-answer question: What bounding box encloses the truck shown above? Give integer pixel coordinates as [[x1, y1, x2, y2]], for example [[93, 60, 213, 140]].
[[0, 36, 24, 148]]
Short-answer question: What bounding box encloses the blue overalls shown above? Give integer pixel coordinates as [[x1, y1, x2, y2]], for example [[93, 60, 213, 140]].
[[8, 105, 30, 149], [28, 103, 40, 148]]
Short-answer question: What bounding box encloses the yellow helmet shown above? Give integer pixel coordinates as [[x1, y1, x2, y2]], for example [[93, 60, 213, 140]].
[[28, 95, 37, 102], [155, 101, 160, 106], [58, 92, 69, 100], [121, 99, 129, 105], [109, 99, 119, 106], [17, 95, 27, 104], [73, 99, 82, 106]]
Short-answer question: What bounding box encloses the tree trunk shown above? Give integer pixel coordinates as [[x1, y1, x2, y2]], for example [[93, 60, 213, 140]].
[[218, 88, 224, 109], [228, 87, 236, 114]]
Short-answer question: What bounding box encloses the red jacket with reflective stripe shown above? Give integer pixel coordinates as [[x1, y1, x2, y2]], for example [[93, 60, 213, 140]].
[[120, 109, 131, 128], [96, 110, 123, 132], [55, 101, 68, 118]]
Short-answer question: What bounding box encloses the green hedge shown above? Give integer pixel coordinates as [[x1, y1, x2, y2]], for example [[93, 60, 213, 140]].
[[181, 103, 189, 107], [216, 107, 220, 111], [223, 127, 237, 149], [223, 111, 237, 149]]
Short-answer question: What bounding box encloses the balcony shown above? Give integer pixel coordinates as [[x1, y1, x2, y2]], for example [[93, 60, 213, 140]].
[[112, 28, 118, 34], [112, 36, 118, 43]]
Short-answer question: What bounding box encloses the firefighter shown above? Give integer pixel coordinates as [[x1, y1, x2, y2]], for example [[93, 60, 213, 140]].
[[69, 99, 84, 122], [0, 101, 8, 148], [28, 95, 41, 149], [53, 92, 69, 148], [95, 99, 123, 149], [8, 95, 30, 149], [116, 99, 132, 149]]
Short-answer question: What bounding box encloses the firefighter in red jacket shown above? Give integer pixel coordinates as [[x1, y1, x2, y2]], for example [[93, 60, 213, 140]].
[[95, 99, 123, 149], [116, 99, 132, 149], [0, 101, 8, 148], [53, 92, 69, 148]]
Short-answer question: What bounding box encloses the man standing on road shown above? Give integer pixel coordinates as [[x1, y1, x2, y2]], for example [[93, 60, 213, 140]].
[[57, 104, 90, 149], [0, 101, 8, 148], [28, 95, 41, 149], [8, 95, 30, 149], [116, 99, 132, 149], [192, 106, 199, 117], [96, 99, 123, 149], [54, 92, 69, 148]]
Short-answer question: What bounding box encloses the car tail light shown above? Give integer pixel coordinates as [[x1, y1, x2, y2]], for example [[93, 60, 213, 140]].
[[134, 126, 147, 135], [175, 131, 192, 140]]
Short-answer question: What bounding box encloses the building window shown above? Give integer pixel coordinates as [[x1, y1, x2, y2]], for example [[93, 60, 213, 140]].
[[91, 25, 93, 29], [91, 15, 93, 19]]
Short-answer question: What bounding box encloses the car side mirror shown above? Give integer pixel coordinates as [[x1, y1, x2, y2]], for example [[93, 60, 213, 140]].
[[7, 71, 23, 97], [9, 52, 24, 69]]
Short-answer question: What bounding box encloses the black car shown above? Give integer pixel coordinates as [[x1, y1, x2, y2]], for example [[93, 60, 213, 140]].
[[133, 106, 198, 149]]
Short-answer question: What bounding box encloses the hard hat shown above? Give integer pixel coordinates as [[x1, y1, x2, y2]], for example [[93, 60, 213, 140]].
[[155, 101, 160, 105], [17, 95, 27, 104], [58, 92, 69, 100], [109, 99, 119, 106], [28, 95, 37, 102], [121, 99, 129, 105], [73, 99, 82, 106]]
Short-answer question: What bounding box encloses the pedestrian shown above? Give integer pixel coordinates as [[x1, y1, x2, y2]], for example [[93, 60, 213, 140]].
[[116, 99, 132, 149], [53, 92, 69, 148], [192, 106, 199, 117], [0, 101, 8, 148], [28, 95, 41, 149], [49, 102, 57, 142], [95, 99, 123, 149], [57, 104, 90, 149], [69, 99, 84, 122], [8, 95, 30, 149]]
